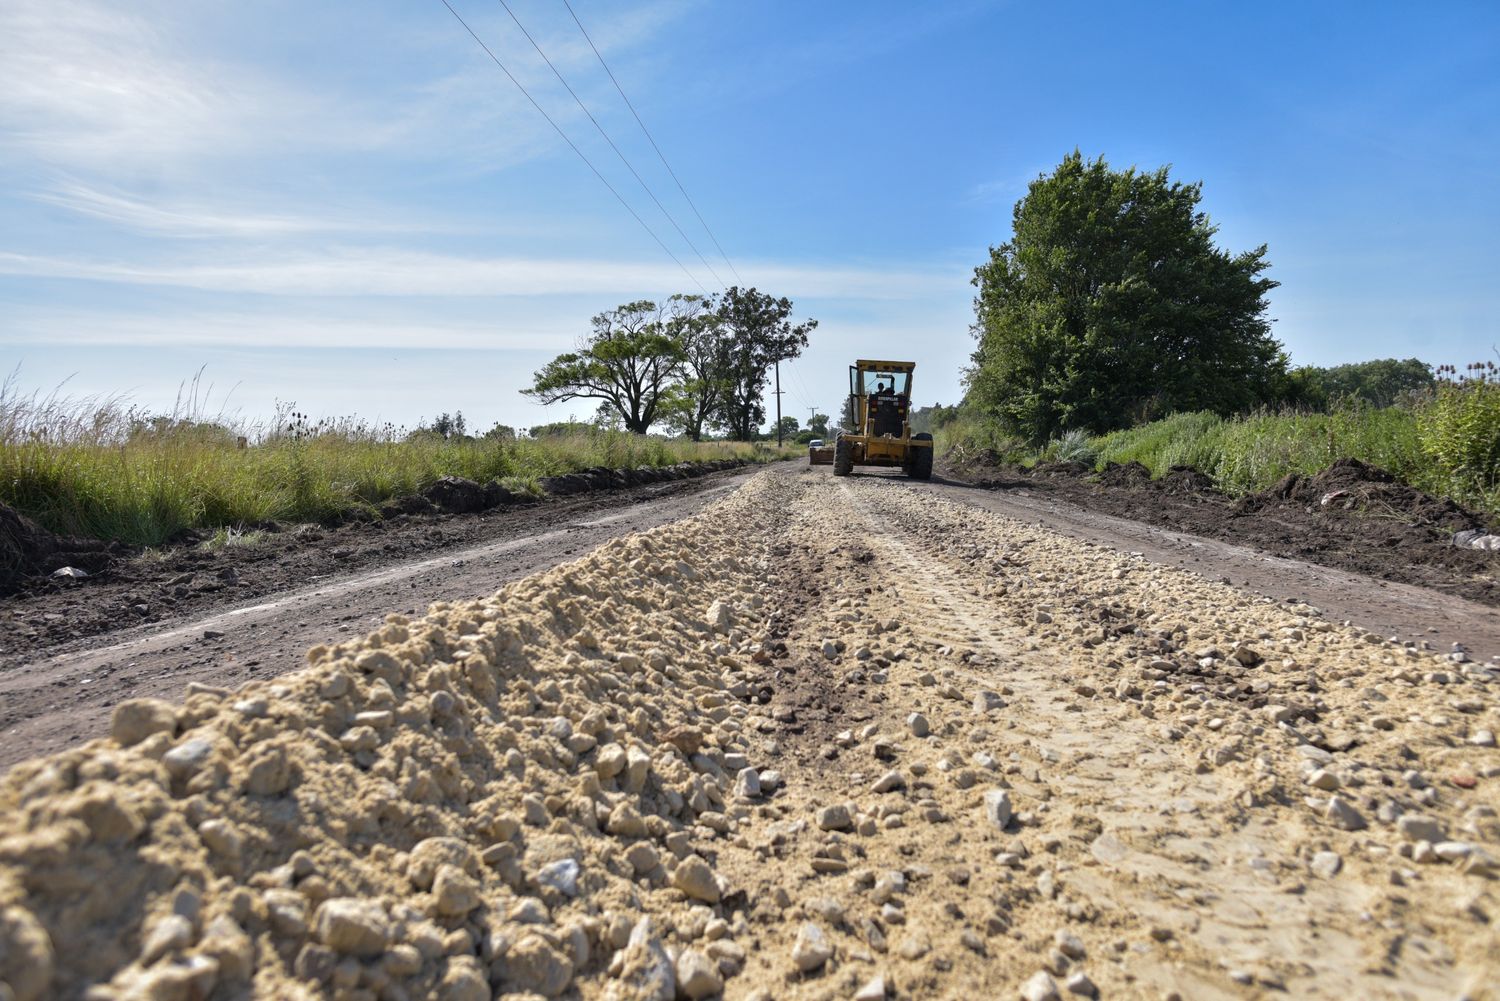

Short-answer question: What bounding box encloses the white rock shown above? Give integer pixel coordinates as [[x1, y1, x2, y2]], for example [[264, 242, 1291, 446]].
[[907, 713, 930, 737], [734, 767, 762, 799], [983, 789, 1013, 830], [162, 737, 215, 778], [1324, 796, 1366, 831], [1397, 814, 1445, 843], [1310, 851, 1342, 878], [870, 770, 905, 793], [615, 919, 674, 1001], [1052, 929, 1085, 959], [672, 856, 721, 904], [1020, 970, 1061, 1001], [675, 948, 724, 1000], [625, 746, 652, 793], [315, 898, 390, 956], [706, 600, 733, 635], [853, 973, 888, 1000], [817, 804, 853, 831], [791, 922, 833, 972], [1305, 769, 1340, 791], [537, 858, 580, 897], [140, 914, 193, 964], [1064, 970, 1098, 997], [433, 864, 481, 916], [1433, 841, 1474, 863], [596, 743, 627, 779]]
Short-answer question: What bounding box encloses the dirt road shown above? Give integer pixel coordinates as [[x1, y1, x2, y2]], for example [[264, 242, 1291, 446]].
[[1, 465, 1496, 1000]]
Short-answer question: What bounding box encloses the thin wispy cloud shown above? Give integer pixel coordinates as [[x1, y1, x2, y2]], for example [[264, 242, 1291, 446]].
[[0, 305, 578, 351], [0, 249, 963, 300], [31, 183, 446, 239]]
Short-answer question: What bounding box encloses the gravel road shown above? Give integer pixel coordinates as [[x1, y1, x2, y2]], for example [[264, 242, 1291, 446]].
[[1, 464, 1495, 1000]]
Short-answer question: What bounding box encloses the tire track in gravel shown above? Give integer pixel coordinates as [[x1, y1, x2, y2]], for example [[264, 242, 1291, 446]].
[[718, 467, 1496, 1000], [836, 479, 1396, 1000]]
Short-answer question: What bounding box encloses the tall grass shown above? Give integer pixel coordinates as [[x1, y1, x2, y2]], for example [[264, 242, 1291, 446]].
[[937, 373, 1500, 517], [0, 375, 781, 547]]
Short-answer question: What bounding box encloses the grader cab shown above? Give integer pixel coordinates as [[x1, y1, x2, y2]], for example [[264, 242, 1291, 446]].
[[832, 360, 933, 479]]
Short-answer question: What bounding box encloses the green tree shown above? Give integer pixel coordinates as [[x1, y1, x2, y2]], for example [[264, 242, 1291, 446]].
[[660, 294, 727, 441], [524, 301, 686, 434], [806, 413, 831, 438], [1285, 358, 1434, 410], [775, 415, 800, 441], [969, 152, 1283, 444], [714, 287, 818, 440]]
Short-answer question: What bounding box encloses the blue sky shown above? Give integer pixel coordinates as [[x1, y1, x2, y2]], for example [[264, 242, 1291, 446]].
[[2, 0, 1497, 433]]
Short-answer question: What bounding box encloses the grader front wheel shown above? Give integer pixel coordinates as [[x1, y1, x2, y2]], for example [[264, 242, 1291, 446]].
[[833, 437, 853, 477]]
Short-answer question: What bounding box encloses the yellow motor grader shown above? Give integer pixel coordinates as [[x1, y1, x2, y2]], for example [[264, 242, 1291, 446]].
[[831, 360, 932, 479]]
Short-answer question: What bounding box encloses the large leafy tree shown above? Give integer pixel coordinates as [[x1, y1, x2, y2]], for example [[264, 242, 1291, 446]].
[[659, 294, 729, 441], [714, 287, 818, 441], [524, 300, 686, 434], [969, 152, 1283, 443]]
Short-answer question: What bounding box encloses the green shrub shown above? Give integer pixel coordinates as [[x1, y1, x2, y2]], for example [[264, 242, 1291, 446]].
[[1045, 429, 1098, 466], [1418, 369, 1500, 509]]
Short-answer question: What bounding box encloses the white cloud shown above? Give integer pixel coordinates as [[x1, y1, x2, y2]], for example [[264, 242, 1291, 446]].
[[0, 0, 336, 170], [31, 183, 448, 238], [0, 305, 578, 351], [0, 0, 691, 176], [0, 248, 963, 300]]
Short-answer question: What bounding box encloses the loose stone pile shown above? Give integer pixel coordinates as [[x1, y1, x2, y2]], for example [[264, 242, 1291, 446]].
[[0, 482, 776, 1001]]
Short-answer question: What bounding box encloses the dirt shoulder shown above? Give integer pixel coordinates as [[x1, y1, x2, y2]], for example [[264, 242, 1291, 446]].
[[940, 455, 1500, 609]]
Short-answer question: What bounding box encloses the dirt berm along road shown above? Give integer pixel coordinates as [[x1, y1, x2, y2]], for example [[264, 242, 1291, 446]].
[[1, 464, 1496, 1000]]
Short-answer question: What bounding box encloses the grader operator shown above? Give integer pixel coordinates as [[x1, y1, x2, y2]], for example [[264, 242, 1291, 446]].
[[831, 360, 933, 479]]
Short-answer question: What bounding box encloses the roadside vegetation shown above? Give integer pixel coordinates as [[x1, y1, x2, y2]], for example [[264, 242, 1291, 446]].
[[949, 150, 1500, 517], [0, 379, 783, 548], [939, 361, 1500, 515]]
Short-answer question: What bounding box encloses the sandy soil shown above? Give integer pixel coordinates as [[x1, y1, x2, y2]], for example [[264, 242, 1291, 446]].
[[1, 466, 1496, 1000]]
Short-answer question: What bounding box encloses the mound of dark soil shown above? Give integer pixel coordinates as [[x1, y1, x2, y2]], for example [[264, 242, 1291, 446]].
[[1236, 458, 1487, 533], [940, 454, 1500, 607], [1160, 465, 1218, 495], [0, 503, 113, 593], [1096, 461, 1153, 487], [1032, 460, 1093, 477]]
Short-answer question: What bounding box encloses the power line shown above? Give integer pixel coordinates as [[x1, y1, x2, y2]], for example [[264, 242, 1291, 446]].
[[785, 357, 817, 411], [495, 0, 725, 289], [560, 0, 743, 285], [435, 0, 708, 295]]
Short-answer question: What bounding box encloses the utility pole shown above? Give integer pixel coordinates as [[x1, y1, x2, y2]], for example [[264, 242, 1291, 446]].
[[774, 361, 784, 447]]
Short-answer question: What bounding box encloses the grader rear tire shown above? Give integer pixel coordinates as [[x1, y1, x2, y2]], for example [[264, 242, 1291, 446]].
[[907, 433, 933, 480], [833, 437, 853, 477]]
